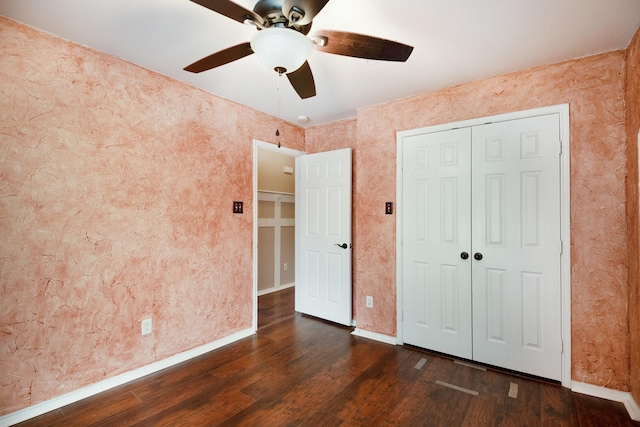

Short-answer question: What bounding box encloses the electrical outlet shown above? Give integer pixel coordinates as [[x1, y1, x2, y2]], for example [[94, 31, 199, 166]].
[[366, 296, 374, 308], [283, 263, 288, 271], [141, 318, 152, 336]]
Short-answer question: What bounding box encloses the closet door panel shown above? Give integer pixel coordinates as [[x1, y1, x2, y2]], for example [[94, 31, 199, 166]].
[[402, 128, 472, 359], [471, 114, 562, 381]]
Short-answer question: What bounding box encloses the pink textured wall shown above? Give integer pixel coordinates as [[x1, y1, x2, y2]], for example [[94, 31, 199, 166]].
[[352, 52, 629, 390], [626, 26, 640, 404], [0, 17, 304, 415]]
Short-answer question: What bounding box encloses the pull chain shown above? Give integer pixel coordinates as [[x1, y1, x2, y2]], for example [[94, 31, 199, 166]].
[[276, 71, 282, 148]]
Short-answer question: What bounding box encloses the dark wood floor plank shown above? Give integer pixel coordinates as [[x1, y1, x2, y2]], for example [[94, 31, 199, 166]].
[[13, 409, 65, 427], [460, 367, 510, 426], [90, 372, 225, 426], [573, 392, 639, 427], [258, 287, 295, 328], [128, 335, 271, 402], [238, 329, 355, 401], [56, 391, 141, 426], [222, 337, 396, 426], [301, 345, 418, 426], [126, 387, 255, 427], [380, 356, 468, 426], [501, 376, 542, 427], [14, 287, 640, 426], [539, 381, 575, 427], [334, 350, 419, 425]]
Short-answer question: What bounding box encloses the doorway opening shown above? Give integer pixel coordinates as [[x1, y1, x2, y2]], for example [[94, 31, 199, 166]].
[[253, 140, 304, 331]]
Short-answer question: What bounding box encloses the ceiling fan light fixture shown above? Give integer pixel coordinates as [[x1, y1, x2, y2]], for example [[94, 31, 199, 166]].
[[250, 27, 313, 74]]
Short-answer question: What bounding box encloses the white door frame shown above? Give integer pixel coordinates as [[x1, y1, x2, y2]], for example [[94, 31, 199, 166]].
[[252, 139, 304, 332], [395, 104, 571, 387]]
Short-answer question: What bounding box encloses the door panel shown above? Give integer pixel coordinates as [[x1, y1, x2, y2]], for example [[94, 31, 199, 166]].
[[402, 128, 473, 359], [295, 148, 352, 326], [471, 114, 562, 381]]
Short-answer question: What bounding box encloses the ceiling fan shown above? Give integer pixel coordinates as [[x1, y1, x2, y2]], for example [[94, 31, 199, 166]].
[[184, 0, 414, 99]]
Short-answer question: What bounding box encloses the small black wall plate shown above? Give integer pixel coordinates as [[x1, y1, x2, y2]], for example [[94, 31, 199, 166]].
[[233, 201, 243, 214], [385, 202, 393, 215]]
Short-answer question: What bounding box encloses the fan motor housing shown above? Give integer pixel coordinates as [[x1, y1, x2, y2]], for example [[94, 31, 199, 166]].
[[253, 0, 312, 33], [253, 0, 287, 24]]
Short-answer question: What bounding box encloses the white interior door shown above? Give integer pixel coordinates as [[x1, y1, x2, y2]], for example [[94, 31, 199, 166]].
[[471, 114, 562, 380], [402, 128, 473, 359], [295, 148, 352, 326]]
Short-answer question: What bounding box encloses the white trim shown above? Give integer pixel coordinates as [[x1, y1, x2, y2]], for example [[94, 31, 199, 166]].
[[396, 135, 405, 345], [351, 328, 398, 345], [395, 104, 571, 387], [258, 192, 295, 201], [571, 381, 640, 421], [0, 328, 254, 427], [257, 189, 295, 196], [558, 104, 572, 387], [257, 282, 295, 296], [252, 140, 304, 333]]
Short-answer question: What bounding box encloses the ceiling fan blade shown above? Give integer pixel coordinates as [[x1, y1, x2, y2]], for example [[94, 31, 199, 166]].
[[189, 0, 263, 25], [184, 43, 254, 73], [286, 61, 316, 99], [311, 30, 413, 62], [282, 0, 331, 26]]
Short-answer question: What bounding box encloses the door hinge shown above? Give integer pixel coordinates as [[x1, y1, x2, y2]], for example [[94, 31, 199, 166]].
[[559, 140, 563, 154], [560, 240, 563, 254], [561, 340, 564, 353]]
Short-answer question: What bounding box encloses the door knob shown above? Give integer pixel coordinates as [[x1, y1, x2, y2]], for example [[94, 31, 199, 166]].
[[474, 252, 483, 261], [460, 252, 469, 260], [334, 243, 348, 249]]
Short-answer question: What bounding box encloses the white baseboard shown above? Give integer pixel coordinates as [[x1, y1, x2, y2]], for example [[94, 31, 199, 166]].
[[571, 381, 640, 421], [257, 282, 295, 296], [351, 328, 398, 346], [0, 328, 255, 427]]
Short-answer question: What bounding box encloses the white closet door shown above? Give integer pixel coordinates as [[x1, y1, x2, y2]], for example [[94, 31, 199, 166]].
[[402, 128, 473, 359], [471, 114, 562, 380]]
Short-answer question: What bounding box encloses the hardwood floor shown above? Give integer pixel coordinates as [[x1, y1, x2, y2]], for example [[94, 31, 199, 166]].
[[16, 287, 638, 426]]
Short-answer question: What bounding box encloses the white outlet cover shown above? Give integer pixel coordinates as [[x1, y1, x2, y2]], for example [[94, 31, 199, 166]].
[[365, 296, 373, 308], [141, 318, 152, 336]]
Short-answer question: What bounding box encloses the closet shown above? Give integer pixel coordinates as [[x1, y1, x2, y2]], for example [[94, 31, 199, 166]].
[[398, 108, 566, 381], [257, 148, 296, 295]]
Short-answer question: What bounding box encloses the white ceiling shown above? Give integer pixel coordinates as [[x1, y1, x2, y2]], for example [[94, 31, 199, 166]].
[[2, 0, 640, 127]]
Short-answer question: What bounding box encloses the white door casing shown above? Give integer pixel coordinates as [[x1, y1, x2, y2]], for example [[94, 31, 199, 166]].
[[401, 128, 473, 359], [397, 106, 570, 384], [295, 148, 352, 326]]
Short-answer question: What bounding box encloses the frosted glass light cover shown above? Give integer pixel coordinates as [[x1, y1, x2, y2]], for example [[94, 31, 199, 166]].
[[250, 27, 313, 73]]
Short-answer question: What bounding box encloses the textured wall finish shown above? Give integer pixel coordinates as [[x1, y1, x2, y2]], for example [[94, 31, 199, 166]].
[[0, 17, 304, 415], [626, 26, 640, 404], [354, 51, 629, 390]]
